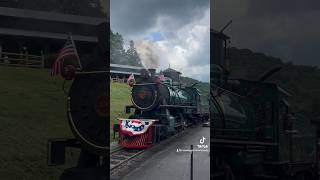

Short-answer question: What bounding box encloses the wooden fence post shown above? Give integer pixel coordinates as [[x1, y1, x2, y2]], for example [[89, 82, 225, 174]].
[[41, 51, 45, 68], [190, 144, 193, 180], [26, 51, 29, 66]]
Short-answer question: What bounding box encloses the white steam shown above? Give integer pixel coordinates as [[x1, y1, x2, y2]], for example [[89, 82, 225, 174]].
[[135, 41, 160, 69]]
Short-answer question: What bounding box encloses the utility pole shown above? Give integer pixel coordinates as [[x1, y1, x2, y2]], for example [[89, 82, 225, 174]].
[[190, 144, 193, 180]]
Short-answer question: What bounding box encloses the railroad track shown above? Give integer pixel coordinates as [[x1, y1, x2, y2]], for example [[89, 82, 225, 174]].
[[110, 125, 203, 172], [110, 148, 145, 171]]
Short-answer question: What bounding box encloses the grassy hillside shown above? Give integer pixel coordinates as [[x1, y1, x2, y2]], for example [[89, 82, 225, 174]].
[[228, 47, 320, 135], [0, 66, 78, 179], [110, 82, 132, 141], [181, 76, 210, 105]]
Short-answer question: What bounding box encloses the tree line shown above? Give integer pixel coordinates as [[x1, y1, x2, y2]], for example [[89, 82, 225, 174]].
[[111, 30, 143, 66]]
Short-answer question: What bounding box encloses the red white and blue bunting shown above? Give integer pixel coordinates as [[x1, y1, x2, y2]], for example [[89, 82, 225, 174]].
[[119, 119, 156, 136]]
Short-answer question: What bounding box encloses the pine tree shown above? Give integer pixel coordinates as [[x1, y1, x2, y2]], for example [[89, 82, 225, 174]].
[[126, 40, 142, 66], [110, 30, 127, 64]]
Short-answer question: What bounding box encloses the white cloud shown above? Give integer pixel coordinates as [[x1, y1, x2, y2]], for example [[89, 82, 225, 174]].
[[112, 0, 210, 82], [155, 8, 210, 82]]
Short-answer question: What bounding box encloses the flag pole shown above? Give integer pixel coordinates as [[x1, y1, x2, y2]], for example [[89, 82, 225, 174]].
[[68, 32, 83, 71]]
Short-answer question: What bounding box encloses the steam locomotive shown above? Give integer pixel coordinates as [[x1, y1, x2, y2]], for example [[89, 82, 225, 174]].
[[118, 68, 208, 148], [211, 29, 320, 179], [47, 22, 109, 179]]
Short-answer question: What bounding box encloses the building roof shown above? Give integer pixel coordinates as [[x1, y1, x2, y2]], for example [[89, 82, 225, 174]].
[[110, 63, 144, 70], [163, 68, 181, 74], [0, 7, 107, 43], [0, 27, 97, 42], [0, 7, 106, 25], [110, 63, 143, 76]]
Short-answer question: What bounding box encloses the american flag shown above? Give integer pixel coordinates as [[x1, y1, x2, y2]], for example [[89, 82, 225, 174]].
[[127, 73, 135, 87], [51, 34, 82, 76], [158, 74, 165, 81]]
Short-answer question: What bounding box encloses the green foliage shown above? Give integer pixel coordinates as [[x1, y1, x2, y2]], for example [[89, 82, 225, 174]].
[[110, 31, 127, 64], [181, 76, 210, 105], [126, 40, 143, 66], [110, 30, 143, 66], [110, 82, 132, 141]]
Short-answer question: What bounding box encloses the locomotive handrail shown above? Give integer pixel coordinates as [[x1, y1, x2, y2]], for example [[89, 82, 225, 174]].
[[159, 105, 197, 109], [117, 118, 159, 121], [211, 91, 226, 129], [212, 138, 278, 146], [214, 128, 256, 132], [133, 83, 157, 86], [211, 84, 244, 98], [75, 70, 108, 74]]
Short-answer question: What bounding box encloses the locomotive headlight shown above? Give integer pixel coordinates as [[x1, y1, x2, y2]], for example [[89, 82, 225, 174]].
[[132, 84, 158, 111], [95, 95, 108, 117], [138, 89, 147, 99]]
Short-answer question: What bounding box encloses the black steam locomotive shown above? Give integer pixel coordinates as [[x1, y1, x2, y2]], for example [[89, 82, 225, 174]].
[[211, 29, 320, 179], [118, 68, 208, 148], [47, 22, 109, 179]]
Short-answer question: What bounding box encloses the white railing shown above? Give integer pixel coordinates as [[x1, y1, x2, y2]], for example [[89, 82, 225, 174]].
[[0, 52, 44, 68]]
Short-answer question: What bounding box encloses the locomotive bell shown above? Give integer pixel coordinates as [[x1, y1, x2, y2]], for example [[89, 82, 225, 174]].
[[140, 69, 150, 78], [148, 68, 156, 76]]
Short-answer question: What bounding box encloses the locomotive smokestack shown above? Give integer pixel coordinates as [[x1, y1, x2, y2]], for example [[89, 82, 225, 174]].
[[148, 69, 156, 76]]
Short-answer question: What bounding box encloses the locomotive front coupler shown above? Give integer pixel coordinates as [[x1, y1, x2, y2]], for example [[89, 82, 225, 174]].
[[125, 105, 135, 114], [47, 138, 81, 166]]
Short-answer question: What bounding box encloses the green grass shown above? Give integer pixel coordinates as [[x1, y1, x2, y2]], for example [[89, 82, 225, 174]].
[[110, 82, 132, 141], [0, 66, 78, 179], [0, 67, 133, 179], [0, 66, 207, 179]]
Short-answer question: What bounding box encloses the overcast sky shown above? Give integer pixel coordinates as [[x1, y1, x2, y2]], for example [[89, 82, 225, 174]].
[[212, 0, 320, 67], [111, 0, 210, 82]]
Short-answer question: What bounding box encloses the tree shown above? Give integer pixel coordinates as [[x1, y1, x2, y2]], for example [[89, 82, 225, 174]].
[[126, 40, 142, 66], [110, 30, 127, 64]]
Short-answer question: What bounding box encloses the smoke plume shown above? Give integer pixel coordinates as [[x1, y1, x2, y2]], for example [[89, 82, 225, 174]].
[[135, 41, 159, 69]]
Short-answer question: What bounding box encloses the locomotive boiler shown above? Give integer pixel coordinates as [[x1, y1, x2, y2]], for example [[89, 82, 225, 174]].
[[118, 68, 205, 148]]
